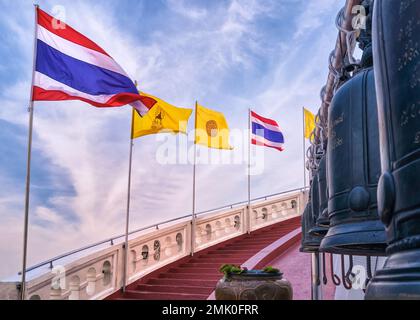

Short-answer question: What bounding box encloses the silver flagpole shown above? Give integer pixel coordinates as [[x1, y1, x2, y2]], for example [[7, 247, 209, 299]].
[[311, 252, 323, 300], [122, 106, 135, 293], [20, 3, 39, 300], [191, 102, 198, 256], [302, 107, 307, 189], [247, 108, 251, 234]]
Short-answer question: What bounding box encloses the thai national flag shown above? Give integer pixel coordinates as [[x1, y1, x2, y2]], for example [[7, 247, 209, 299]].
[[251, 111, 285, 152], [32, 8, 149, 115]]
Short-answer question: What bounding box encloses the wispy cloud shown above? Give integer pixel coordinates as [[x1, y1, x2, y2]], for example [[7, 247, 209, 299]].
[[293, 0, 340, 40], [166, 0, 208, 20]]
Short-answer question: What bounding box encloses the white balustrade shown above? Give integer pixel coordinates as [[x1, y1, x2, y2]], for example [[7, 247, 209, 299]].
[[0, 190, 306, 300], [249, 193, 303, 232], [194, 208, 245, 252]]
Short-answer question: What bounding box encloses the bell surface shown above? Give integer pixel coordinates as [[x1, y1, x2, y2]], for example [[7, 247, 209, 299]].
[[308, 171, 327, 237], [320, 64, 387, 256], [365, 0, 420, 299], [300, 201, 321, 253], [316, 155, 329, 228], [308, 157, 329, 237], [301, 181, 322, 253]]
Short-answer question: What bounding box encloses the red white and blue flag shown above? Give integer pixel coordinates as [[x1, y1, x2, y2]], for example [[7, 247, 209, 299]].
[[251, 111, 284, 152], [32, 8, 149, 115]]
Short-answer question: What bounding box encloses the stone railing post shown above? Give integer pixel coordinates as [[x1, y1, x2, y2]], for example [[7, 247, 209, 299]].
[[246, 205, 251, 234], [116, 244, 124, 291]]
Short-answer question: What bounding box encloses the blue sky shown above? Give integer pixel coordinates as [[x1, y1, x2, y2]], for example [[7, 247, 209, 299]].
[[0, 0, 344, 279]]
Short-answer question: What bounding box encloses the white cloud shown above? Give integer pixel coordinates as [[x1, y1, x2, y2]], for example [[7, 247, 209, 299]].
[[293, 0, 340, 40], [35, 206, 63, 224], [166, 0, 207, 20]]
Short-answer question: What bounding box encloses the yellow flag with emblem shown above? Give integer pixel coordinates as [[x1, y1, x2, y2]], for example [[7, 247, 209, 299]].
[[303, 107, 316, 141], [131, 92, 192, 139], [194, 103, 233, 150]]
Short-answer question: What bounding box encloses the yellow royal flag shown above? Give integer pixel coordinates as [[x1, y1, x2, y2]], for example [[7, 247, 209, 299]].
[[131, 92, 192, 139], [195, 103, 233, 150], [303, 107, 316, 140]]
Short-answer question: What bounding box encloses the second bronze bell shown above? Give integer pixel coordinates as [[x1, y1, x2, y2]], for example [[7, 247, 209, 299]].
[[319, 46, 387, 257], [308, 155, 329, 238]]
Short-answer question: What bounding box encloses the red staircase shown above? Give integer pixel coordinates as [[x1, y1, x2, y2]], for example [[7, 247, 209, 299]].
[[107, 216, 301, 300]]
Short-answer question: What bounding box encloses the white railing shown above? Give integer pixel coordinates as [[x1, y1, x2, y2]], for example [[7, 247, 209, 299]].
[[0, 188, 307, 300]]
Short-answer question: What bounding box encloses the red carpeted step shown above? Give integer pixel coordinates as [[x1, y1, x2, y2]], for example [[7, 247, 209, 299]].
[[254, 230, 296, 237], [168, 267, 218, 274], [243, 235, 286, 240], [224, 243, 267, 247], [159, 273, 221, 280], [243, 237, 281, 241], [136, 284, 213, 295], [189, 257, 243, 264], [146, 278, 218, 287], [229, 241, 274, 246], [123, 290, 208, 300], [223, 244, 266, 250], [233, 238, 276, 243], [203, 252, 250, 258], [214, 245, 246, 250], [179, 262, 222, 268], [207, 251, 250, 256]]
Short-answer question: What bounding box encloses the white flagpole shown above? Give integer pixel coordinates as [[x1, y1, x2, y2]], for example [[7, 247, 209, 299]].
[[20, 4, 39, 300], [122, 106, 135, 293], [247, 108, 251, 234], [191, 102, 198, 256]]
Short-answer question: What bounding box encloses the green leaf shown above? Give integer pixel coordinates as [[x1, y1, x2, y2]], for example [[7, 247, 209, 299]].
[[263, 266, 280, 274]]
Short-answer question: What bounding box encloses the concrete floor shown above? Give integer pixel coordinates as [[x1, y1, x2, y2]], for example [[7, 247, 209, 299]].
[[268, 241, 336, 300]]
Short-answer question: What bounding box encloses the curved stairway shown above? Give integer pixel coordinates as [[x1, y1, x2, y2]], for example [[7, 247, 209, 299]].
[[107, 216, 301, 300]]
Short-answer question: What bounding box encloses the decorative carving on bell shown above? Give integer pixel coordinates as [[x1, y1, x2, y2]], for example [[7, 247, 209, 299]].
[[319, 1, 387, 256], [365, 0, 420, 299]]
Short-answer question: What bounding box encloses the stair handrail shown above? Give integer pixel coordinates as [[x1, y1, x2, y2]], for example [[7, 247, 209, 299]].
[[19, 186, 308, 275]]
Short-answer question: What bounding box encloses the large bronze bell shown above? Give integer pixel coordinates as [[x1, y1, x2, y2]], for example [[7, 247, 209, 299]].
[[365, 0, 420, 299], [300, 179, 322, 253], [309, 155, 329, 237], [319, 39, 387, 256], [300, 201, 319, 253]]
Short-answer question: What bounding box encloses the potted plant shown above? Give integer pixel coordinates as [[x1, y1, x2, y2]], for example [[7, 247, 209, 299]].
[[215, 264, 293, 300]]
